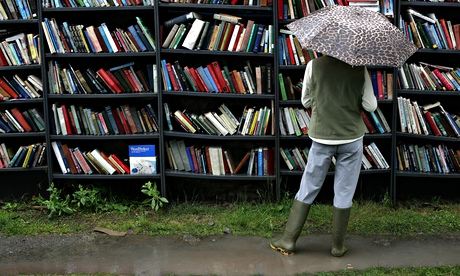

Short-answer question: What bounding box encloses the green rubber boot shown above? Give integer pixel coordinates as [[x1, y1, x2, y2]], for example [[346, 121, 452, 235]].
[[270, 200, 311, 255], [331, 207, 351, 257]]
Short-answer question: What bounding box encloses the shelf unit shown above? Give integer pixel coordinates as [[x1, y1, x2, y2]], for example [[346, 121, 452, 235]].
[[4, 1, 456, 203]]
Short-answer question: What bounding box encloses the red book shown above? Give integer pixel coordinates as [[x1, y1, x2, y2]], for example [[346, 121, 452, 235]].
[[211, 61, 230, 93], [96, 69, 123, 93], [98, 113, 109, 134], [300, 0, 309, 16], [10, 108, 32, 132], [433, 69, 454, 91], [231, 0, 239, 4], [361, 111, 376, 133], [189, 146, 199, 173], [231, 24, 244, 52], [61, 144, 77, 174], [121, 69, 139, 92], [67, 107, 78, 134], [206, 64, 223, 92], [110, 154, 130, 174], [439, 19, 453, 50], [166, 63, 180, 91], [454, 25, 460, 50], [61, 105, 73, 135], [111, 108, 125, 134], [184, 67, 200, 91], [424, 111, 442, 136], [105, 70, 124, 92], [234, 151, 250, 174], [230, 71, 242, 93], [205, 146, 212, 174], [190, 67, 209, 92], [376, 71, 384, 99], [285, 36, 296, 65], [267, 148, 274, 175], [0, 50, 9, 66], [221, 24, 235, 51], [0, 78, 18, 98], [116, 108, 131, 134], [103, 152, 122, 174], [278, 0, 284, 19]]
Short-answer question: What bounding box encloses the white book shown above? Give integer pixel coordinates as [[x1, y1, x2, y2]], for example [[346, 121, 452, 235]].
[[218, 147, 225, 175], [227, 24, 240, 51], [299, 109, 311, 128], [205, 112, 228, 136], [52, 104, 61, 135], [247, 150, 255, 175], [366, 145, 384, 169], [4, 110, 23, 132], [280, 148, 294, 171], [27, 75, 43, 92], [70, 105, 81, 135], [51, 142, 69, 174], [398, 68, 409, 90], [370, 143, 389, 169], [292, 148, 306, 168], [279, 113, 287, 136], [101, 23, 119, 53], [56, 106, 67, 135], [413, 101, 429, 135], [397, 97, 406, 132], [209, 147, 220, 175], [219, 104, 239, 126], [216, 113, 234, 134], [152, 65, 158, 93], [284, 108, 295, 135], [268, 25, 273, 54], [182, 19, 205, 50], [241, 108, 253, 135], [41, 22, 56, 54], [242, 71, 254, 94], [162, 24, 179, 48], [235, 28, 246, 52], [447, 21, 456, 49], [289, 35, 300, 65], [362, 154, 373, 170], [91, 149, 116, 175], [219, 113, 237, 134]]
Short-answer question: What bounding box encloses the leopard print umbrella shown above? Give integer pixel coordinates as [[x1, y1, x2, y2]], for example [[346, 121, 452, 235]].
[[286, 5, 417, 67]]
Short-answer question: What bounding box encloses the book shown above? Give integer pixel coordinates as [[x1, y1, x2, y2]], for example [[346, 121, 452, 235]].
[[129, 145, 156, 175]]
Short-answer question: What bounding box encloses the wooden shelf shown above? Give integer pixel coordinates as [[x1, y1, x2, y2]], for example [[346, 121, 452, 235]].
[[0, 19, 38, 24], [279, 65, 307, 70], [158, 3, 273, 12], [0, 132, 46, 138], [42, 6, 155, 12], [165, 170, 276, 180], [0, 166, 47, 172], [164, 131, 275, 141], [162, 91, 274, 99], [396, 132, 460, 142], [161, 48, 273, 57], [396, 171, 460, 178], [397, 89, 460, 96], [45, 52, 156, 58], [0, 65, 41, 71], [47, 93, 157, 100], [0, 99, 43, 106], [50, 134, 159, 140], [53, 174, 161, 180]]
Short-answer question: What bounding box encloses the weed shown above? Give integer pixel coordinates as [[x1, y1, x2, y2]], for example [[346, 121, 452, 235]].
[[141, 181, 168, 211], [72, 185, 102, 210], [36, 183, 75, 218]]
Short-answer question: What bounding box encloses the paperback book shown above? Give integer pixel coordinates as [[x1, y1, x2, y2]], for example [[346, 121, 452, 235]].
[[129, 144, 156, 175]]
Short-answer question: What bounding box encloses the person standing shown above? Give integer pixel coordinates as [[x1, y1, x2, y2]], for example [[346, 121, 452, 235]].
[[270, 55, 377, 256]]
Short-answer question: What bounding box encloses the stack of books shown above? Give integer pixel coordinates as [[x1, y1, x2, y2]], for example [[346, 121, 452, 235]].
[[348, 0, 393, 17], [362, 142, 390, 170], [48, 62, 157, 94], [42, 17, 155, 54], [278, 0, 316, 20], [166, 140, 274, 176], [398, 62, 460, 91], [397, 143, 460, 174], [162, 13, 274, 53], [370, 70, 393, 100], [397, 99, 460, 137], [0, 0, 36, 20], [279, 72, 302, 101], [52, 141, 131, 175], [160, 0, 272, 6], [0, 107, 45, 133], [280, 146, 309, 171], [161, 60, 272, 94], [0, 142, 46, 169], [361, 108, 391, 134], [278, 29, 317, 66], [0, 33, 40, 66], [43, 0, 155, 8], [279, 106, 310, 136], [51, 103, 159, 135], [401, 9, 460, 50], [165, 103, 273, 136], [0, 75, 42, 101]]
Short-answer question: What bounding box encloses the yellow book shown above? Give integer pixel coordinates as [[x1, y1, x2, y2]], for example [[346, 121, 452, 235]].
[[0, 3, 8, 20], [77, 26, 91, 53], [27, 34, 37, 61], [22, 145, 34, 168], [249, 110, 259, 135]]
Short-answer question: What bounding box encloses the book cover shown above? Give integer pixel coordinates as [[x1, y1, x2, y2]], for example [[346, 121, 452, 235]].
[[129, 145, 156, 175]]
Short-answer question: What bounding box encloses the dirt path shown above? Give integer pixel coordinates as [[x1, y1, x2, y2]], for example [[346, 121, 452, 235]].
[[1, 234, 459, 275]]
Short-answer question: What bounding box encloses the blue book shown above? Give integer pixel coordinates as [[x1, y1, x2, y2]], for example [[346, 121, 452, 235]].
[[185, 147, 195, 173], [278, 35, 284, 65], [429, 24, 444, 49], [369, 112, 385, 134], [9, 147, 24, 167], [44, 19, 60, 53], [161, 60, 172, 91], [98, 25, 113, 53], [129, 145, 156, 175], [253, 25, 265, 53], [196, 67, 214, 92], [0, 118, 12, 132], [84, 30, 96, 53], [109, 62, 135, 72], [257, 148, 263, 176], [65, 69, 78, 94], [56, 142, 71, 173], [200, 154, 206, 174], [370, 72, 379, 97], [9, 44, 22, 65], [104, 106, 119, 135], [431, 147, 442, 173], [283, 4, 288, 19], [134, 24, 153, 51], [8, 78, 30, 98], [203, 67, 219, 92], [95, 117, 105, 135], [15, 0, 27, 19], [282, 35, 290, 65], [422, 23, 438, 49], [62, 22, 77, 52], [128, 25, 147, 52]]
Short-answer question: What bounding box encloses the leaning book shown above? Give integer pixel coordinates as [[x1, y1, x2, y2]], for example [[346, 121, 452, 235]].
[[129, 145, 156, 175]]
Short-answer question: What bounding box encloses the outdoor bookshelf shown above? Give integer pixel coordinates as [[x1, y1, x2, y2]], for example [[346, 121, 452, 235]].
[[3, 0, 457, 203]]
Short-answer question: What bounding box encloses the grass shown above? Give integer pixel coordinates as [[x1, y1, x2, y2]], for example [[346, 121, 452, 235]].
[[313, 266, 460, 276], [1, 198, 459, 237]]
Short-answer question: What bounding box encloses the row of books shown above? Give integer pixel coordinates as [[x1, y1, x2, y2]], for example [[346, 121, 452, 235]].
[[370, 70, 394, 100], [42, 17, 156, 54], [0, 107, 45, 133], [165, 103, 273, 136], [0, 142, 46, 169], [348, 0, 394, 17], [361, 108, 391, 134], [0, 32, 40, 66], [278, 72, 302, 101], [397, 98, 460, 137], [52, 142, 157, 175], [48, 61, 157, 94], [397, 143, 460, 174], [0, 0, 36, 20], [279, 106, 310, 136], [43, 0, 155, 8], [401, 9, 460, 50], [398, 63, 460, 91], [163, 13, 274, 53], [166, 139, 274, 176], [161, 60, 272, 94], [278, 30, 317, 66], [362, 142, 390, 170], [0, 74, 42, 100], [51, 103, 159, 136], [160, 0, 272, 5]]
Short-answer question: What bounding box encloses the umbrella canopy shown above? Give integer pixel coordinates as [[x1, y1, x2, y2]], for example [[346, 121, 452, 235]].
[[286, 5, 417, 67]]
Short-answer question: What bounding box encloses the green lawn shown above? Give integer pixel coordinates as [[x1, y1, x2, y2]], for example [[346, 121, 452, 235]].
[[314, 266, 460, 276], [1, 199, 459, 237]]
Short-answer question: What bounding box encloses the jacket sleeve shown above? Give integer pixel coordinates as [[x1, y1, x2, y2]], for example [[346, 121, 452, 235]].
[[301, 61, 313, 109], [362, 67, 378, 112]]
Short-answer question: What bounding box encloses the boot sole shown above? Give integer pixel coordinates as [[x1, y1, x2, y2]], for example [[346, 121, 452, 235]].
[[270, 243, 293, 256]]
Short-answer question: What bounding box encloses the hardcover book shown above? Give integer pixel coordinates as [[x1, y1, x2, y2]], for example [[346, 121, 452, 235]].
[[129, 145, 156, 175]]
